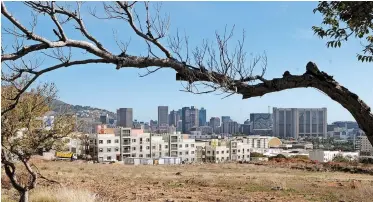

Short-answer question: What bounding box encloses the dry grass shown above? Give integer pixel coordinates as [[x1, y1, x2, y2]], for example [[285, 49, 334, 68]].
[[30, 188, 97, 202], [2, 161, 373, 202]]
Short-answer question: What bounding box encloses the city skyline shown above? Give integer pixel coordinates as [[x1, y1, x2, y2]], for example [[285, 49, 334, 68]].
[[7, 2, 372, 124]]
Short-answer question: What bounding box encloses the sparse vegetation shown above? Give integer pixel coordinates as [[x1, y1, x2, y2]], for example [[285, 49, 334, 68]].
[[3, 161, 373, 202]]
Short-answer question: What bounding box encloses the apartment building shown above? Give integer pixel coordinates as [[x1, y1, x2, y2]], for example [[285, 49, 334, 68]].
[[89, 133, 120, 162], [230, 139, 251, 162], [205, 140, 231, 162], [168, 133, 196, 163], [360, 134, 373, 156]]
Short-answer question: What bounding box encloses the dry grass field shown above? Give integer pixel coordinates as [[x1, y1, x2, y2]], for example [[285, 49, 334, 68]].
[[2, 160, 373, 202]]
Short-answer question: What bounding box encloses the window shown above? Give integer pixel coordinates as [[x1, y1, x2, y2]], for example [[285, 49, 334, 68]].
[[207, 151, 211, 154], [115, 139, 119, 143], [146, 154, 151, 158], [238, 156, 241, 159], [238, 149, 241, 153], [132, 147, 136, 151], [179, 144, 182, 148], [191, 151, 194, 154], [191, 144, 195, 147], [216, 151, 219, 154], [221, 157, 225, 160], [222, 151, 224, 154], [247, 155, 250, 158], [89, 148, 93, 152], [132, 139, 136, 142], [226, 150, 229, 153], [99, 140, 103, 144], [185, 151, 189, 155], [107, 148, 111, 152], [257, 140, 261, 148], [247, 149, 250, 152], [99, 148, 103, 152], [146, 138, 150, 142], [139, 154, 143, 157], [115, 147, 119, 152], [107, 156, 112, 160], [139, 138, 142, 142], [159, 152, 162, 156], [140, 146, 143, 152], [146, 146, 150, 150], [185, 144, 189, 148], [165, 145, 168, 149], [152, 146, 156, 149], [179, 152, 182, 155], [89, 140, 93, 143], [216, 158, 219, 161], [131, 154, 136, 157], [107, 140, 111, 144], [191, 158, 195, 161]]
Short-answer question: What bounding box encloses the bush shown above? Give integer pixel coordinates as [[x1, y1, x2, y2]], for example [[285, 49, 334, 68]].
[[332, 154, 350, 163], [360, 158, 373, 164], [292, 155, 309, 160], [250, 152, 266, 158], [275, 154, 287, 159]]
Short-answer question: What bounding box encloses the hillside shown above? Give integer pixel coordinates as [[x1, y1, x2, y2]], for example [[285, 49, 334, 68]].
[[50, 99, 116, 120]]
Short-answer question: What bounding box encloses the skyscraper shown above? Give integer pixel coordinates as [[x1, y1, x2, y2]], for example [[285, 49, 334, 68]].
[[169, 110, 177, 126], [209, 117, 221, 134], [158, 106, 169, 126], [250, 113, 273, 135], [182, 107, 191, 133], [272, 108, 327, 138], [199, 107, 207, 126], [100, 114, 108, 124], [117, 108, 133, 128], [190, 106, 199, 129], [221, 116, 231, 123]]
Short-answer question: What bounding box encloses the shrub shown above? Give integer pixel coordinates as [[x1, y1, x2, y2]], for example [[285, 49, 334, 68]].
[[292, 155, 309, 160], [275, 154, 287, 159], [333, 154, 350, 163], [250, 152, 266, 158]]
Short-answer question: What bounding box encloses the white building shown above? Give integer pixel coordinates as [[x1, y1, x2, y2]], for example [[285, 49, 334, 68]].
[[168, 133, 196, 163], [309, 150, 359, 162], [89, 133, 120, 162], [360, 135, 373, 156]]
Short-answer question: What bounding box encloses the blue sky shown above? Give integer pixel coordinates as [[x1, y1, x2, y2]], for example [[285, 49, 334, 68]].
[[2, 2, 372, 123]]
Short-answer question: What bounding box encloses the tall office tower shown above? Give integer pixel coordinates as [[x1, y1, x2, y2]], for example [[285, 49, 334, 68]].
[[190, 106, 199, 129], [158, 106, 169, 126], [117, 108, 133, 128], [169, 110, 177, 126], [209, 117, 221, 133], [272, 108, 327, 139], [221, 116, 231, 123], [182, 107, 191, 133], [199, 107, 207, 126]]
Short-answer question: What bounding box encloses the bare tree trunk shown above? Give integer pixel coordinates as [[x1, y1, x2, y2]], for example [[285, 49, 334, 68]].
[[19, 190, 29, 202]]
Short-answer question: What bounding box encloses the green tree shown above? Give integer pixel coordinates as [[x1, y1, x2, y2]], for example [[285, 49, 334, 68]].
[[1, 82, 76, 202], [313, 1, 373, 62]]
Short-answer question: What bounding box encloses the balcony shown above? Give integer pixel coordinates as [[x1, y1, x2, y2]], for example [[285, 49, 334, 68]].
[[122, 140, 131, 145]]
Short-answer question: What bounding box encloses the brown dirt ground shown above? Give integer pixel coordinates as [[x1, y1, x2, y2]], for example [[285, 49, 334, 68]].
[[2, 160, 373, 202]]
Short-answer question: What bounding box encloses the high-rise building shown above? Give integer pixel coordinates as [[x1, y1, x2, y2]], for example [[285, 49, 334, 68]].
[[117, 108, 133, 128], [199, 107, 207, 126], [169, 110, 178, 127], [222, 116, 231, 123], [181, 106, 199, 133], [250, 113, 273, 135], [100, 114, 108, 124], [190, 106, 199, 128], [158, 106, 169, 127], [182, 107, 191, 133], [209, 117, 221, 133], [272, 108, 327, 139]]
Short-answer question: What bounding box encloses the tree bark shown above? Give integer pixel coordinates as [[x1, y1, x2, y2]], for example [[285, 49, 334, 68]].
[[19, 190, 29, 202], [177, 62, 373, 143]]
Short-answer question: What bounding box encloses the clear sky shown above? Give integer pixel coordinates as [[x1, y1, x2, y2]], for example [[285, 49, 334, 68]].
[[2, 2, 372, 124]]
